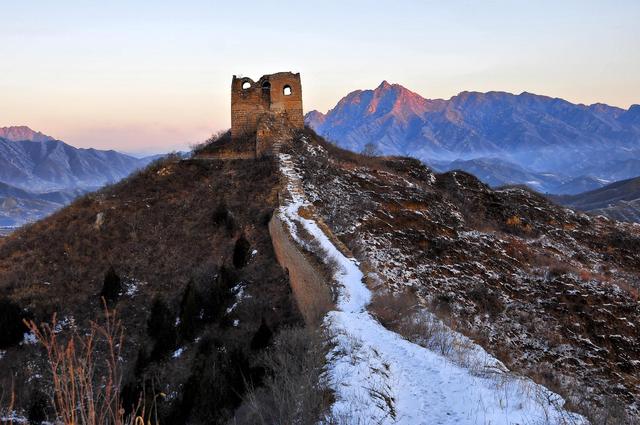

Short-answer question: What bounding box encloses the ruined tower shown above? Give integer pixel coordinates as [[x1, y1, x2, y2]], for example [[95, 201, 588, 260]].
[[231, 72, 303, 139]]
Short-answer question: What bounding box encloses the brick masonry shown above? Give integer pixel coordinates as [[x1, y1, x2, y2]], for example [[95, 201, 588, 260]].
[[231, 72, 303, 139]]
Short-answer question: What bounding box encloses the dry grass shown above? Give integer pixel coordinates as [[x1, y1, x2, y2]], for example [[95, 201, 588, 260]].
[[233, 327, 333, 425], [24, 302, 158, 425], [369, 290, 472, 361], [0, 138, 302, 423]]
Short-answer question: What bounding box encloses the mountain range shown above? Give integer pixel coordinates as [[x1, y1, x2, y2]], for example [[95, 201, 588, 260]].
[[0, 126, 156, 226], [0, 126, 154, 191], [306, 82, 640, 194]]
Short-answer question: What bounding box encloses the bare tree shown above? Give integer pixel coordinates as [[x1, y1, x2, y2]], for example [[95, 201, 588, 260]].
[[361, 142, 381, 157]]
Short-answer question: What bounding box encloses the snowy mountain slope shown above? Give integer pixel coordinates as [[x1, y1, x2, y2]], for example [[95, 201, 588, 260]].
[[282, 129, 640, 423], [277, 147, 586, 424]]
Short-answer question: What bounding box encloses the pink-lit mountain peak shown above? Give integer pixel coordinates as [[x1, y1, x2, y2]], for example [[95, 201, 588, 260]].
[[0, 126, 56, 143], [369, 81, 432, 118], [326, 81, 435, 125]]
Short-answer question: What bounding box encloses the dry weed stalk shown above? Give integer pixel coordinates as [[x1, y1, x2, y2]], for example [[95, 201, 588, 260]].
[[24, 301, 154, 425], [0, 381, 16, 425]]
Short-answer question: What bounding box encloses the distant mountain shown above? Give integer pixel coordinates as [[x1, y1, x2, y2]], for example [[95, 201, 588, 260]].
[[0, 126, 155, 192], [426, 157, 609, 195], [434, 157, 564, 193], [306, 83, 640, 192], [0, 126, 55, 143], [0, 126, 158, 226], [552, 176, 640, 222], [551, 175, 610, 195]]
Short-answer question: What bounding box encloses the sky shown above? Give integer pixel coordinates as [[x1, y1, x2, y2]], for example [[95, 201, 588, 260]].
[[1, 0, 639, 154]]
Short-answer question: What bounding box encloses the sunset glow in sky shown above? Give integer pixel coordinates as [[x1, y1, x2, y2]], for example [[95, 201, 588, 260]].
[[2, 0, 639, 154]]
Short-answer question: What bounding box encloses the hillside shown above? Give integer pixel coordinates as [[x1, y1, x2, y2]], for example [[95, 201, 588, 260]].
[[553, 176, 640, 222], [1, 129, 639, 423], [283, 129, 640, 423], [0, 151, 302, 424], [306, 83, 640, 193]]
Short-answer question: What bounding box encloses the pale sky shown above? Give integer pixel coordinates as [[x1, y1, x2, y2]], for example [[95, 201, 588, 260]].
[[1, 0, 639, 154]]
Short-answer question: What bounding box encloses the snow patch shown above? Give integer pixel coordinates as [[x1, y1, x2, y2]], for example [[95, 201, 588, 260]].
[[226, 282, 249, 314]]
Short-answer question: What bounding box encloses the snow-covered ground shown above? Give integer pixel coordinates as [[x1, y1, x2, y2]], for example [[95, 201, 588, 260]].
[[278, 153, 587, 424]]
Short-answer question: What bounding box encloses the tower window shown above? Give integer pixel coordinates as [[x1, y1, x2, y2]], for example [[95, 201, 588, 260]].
[[242, 81, 251, 90], [283, 85, 292, 96]]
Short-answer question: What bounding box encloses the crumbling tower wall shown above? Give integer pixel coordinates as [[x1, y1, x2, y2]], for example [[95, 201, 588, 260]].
[[231, 72, 303, 139]]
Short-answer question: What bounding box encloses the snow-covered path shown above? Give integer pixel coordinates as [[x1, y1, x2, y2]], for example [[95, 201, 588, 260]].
[[278, 153, 586, 425]]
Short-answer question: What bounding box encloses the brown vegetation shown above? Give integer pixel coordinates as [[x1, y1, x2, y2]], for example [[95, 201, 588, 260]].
[[0, 134, 303, 423], [23, 303, 156, 425], [234, 327, 332, 425]]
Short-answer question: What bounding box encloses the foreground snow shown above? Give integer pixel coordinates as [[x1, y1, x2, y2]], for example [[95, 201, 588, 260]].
[[278, 153, 586, 424]]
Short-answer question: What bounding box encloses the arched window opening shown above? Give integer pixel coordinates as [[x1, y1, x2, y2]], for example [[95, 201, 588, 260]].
[[262, 81, 271, 90], [283, 85, 292, 96], [242, 81, 251, 90]]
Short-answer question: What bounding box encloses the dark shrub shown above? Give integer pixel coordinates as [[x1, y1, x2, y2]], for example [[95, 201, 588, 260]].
[[178, 281, 199, 343], [259, 208, 273, 226], [233, 235, 251, 269], [250, 318, 273, 351], [468, 284, 504, 317], [212, 201, 236, 234], [200, 268, 234, 323], [148, 297, 177, 359], [100, 266, 122, 304], [0, 297, 27, 349], [164, 343, 254, 425], [27, 389, 49, 424]]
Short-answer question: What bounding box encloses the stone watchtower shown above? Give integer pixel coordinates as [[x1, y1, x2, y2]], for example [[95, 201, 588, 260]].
[[231, 72, 303, 139]]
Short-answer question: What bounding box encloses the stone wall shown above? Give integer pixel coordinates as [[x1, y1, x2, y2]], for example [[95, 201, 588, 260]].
[[231, 72, 303, 139], [268, 215, 333, 325]]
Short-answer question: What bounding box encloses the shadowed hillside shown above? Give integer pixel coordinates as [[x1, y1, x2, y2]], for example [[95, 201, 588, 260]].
[[0, 150, 302, 424]]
